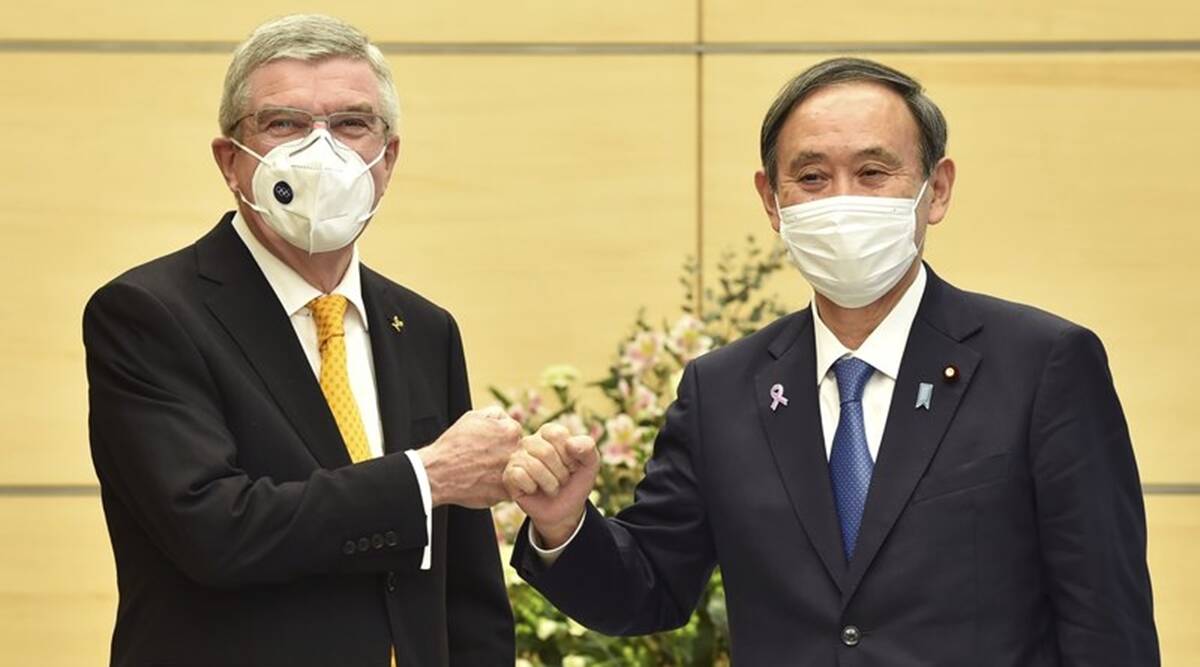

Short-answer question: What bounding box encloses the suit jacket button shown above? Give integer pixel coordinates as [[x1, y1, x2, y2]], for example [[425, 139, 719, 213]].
[[342, 540, 357, 555], [384, 530, 398, 547], [357, 537, 371, 552], [386, 571, 397, 593], [841, 625, 861, 647], [372, 533, 384, 549]]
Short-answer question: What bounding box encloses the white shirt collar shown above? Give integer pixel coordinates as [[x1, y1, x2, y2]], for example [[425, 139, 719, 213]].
[[813, 264, 927, 384], [231, 211, 369, 329]]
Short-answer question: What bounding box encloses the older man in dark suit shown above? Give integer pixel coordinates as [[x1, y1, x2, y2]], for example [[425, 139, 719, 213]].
[[503, 57, 1159, 666], [84, 14, 516, 666]]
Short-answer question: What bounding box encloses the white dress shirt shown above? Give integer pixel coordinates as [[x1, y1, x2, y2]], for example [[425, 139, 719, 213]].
[[533, 265, 929, 563], [813, 264, 927, 462], [232, 213, 432, 569]]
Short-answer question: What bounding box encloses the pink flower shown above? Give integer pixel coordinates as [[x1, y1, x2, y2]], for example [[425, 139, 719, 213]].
[[491, 501, 527, 546], [666, 314, 714, 363], [601, 414, 642, 467], [618, 379, 662, 422], [504, 389, 544, 427], [525, 390, 543, 415], [507, 403, 528, 424], [621, 331, 664, 376]]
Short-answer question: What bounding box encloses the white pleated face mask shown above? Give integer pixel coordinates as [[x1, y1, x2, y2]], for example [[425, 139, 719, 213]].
[[775, 180, 929, 309], [232, 128, 385, 254]]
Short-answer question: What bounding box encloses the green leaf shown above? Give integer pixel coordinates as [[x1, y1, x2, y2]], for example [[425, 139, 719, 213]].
[[488, 387, 514, 407]]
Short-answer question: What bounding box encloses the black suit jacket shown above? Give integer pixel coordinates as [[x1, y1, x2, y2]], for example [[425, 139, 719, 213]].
[[84, 213, 513, 666], [514, 266, 1158, 666]]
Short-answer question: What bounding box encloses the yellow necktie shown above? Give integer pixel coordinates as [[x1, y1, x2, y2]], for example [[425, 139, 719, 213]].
[[310, 296, 397, 666], [309, 294, 371, 463]]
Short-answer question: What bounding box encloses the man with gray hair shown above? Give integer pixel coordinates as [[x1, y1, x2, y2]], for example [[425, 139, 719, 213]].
[[84, 15, 515, 666], [504, 57, 1159, 665]]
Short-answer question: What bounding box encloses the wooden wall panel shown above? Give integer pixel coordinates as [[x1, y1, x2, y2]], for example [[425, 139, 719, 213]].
[[4, 1, 696, 43], [1146, 495, 1200, 664], [0, 497, 114, 666], [700, 53, 1200, 484], [0, 52, 696, 485], [703, 0, 1200, 43], [372, 54, 697, 416], [0, 53, 230, 486]]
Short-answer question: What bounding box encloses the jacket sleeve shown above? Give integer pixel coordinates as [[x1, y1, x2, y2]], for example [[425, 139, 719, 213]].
[[84, 280, 429, 588], [512, 362, 718, 636], [440, 313, 516, 664], [1029, 326, 1160, 665]]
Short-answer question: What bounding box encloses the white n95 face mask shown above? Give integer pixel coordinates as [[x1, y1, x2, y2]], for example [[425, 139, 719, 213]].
[[232, 128, 386, 254], [776, 180, 929, 309]]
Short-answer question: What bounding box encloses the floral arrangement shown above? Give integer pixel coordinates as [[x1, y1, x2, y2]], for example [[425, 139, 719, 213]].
[[491, 236, 792, 666]]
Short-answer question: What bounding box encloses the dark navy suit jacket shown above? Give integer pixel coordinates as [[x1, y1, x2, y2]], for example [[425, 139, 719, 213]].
[[514, 266, 1158, 666]]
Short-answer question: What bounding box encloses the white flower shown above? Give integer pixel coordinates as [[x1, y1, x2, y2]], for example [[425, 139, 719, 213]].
[[499, 547, 519, 588], [540, 364, 581, 389], [669, 368, 685, 401], [562, 656, 589, 667], [515, 660, 534, 667], [567, 618, 587, 637], [665, 314, 714, 363], [554, 413, 589, 436], [536, 618, 559, 640]]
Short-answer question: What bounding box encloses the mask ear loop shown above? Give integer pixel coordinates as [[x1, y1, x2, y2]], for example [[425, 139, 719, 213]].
[[229, 137, 269, 163], [228, 137, 272, 215], [911, 179, 931, 211], [236, 189, 270, 216], [910, 178, 933, 256], [361, 143, 387, 173]]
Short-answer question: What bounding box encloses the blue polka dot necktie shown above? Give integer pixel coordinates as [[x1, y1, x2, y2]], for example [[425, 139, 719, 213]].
[[829, 357, 876, 562]]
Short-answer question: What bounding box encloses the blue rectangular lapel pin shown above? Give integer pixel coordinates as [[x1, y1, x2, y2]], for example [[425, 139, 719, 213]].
[[915, 382, 933, 410]]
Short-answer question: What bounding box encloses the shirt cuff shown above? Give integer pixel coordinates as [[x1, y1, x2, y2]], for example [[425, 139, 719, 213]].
[[403, 450, 432, 570], [528, 511, 587, 567]]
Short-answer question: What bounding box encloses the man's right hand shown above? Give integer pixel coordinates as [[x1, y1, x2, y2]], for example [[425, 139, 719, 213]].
[[418, 407, 523, 508], [503, 423, 600, 549]]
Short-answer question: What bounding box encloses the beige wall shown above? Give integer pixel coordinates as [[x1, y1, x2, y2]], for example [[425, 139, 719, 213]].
[[1, 2, 1197, 664]]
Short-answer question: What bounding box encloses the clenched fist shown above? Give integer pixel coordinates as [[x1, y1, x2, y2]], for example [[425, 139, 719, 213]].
[[418, 407, 522, 508], [503, 423, 599, 549]]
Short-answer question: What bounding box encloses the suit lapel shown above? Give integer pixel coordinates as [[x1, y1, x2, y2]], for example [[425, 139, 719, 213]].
[[756, 309, 848, 589], [360, 268, 414, 454], [840, 268, 983, 604], [198, 215, 352, 470]]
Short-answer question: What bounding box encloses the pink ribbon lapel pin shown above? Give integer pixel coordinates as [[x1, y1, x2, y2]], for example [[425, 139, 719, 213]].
[[769, 383, 789, 412]]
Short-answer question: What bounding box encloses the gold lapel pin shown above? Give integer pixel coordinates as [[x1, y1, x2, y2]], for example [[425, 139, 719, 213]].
[[390, 315, 405, 333], [942, 364, 959, 383]]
